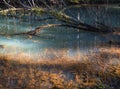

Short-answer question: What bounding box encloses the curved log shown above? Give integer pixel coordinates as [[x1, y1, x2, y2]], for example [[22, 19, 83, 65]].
[[0, 7, 115, 37]]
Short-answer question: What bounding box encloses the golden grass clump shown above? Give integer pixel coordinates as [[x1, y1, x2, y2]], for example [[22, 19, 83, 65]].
[[0, 47, 120, 89]]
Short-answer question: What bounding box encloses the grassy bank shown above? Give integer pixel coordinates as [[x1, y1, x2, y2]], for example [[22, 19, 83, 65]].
[[0, 47, 120, 89]]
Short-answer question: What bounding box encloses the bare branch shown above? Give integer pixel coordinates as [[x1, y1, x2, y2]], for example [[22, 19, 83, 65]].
[[3, 0, 15, 8], [18, 0, 31, 8], [27, 0, 33, 7]]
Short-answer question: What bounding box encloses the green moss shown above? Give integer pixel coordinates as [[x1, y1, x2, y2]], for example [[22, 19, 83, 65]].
[[0, 8, 17, 15], [31, 8, 45, 15]]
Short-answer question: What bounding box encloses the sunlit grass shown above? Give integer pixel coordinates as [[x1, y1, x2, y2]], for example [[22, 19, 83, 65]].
[[0, 47, 120, 89]]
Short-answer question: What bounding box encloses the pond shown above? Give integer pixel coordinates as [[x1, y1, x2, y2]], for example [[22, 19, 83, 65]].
[[0, 5, 120, 59]]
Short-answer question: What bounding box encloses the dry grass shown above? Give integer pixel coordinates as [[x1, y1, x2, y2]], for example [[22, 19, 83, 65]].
[[0, 47, 120, 89]]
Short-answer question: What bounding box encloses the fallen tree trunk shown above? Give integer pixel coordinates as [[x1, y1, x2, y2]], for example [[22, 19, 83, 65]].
[[0, 7, 115, 37], [9, 23, 113, 37]]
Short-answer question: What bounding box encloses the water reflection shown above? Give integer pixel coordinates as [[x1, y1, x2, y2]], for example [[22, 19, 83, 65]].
[[0, 6, 120, 58]]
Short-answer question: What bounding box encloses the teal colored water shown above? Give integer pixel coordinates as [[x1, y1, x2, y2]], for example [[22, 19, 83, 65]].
[[0, 6, 120, 58]]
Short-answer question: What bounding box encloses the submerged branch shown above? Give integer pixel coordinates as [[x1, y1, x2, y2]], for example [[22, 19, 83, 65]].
[[9, 23, 114, 37], [10, 24, 70, 36], [0, 7, 114, 36]]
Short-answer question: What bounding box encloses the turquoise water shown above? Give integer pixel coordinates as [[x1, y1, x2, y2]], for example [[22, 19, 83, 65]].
[[0, 6, 120, 58]]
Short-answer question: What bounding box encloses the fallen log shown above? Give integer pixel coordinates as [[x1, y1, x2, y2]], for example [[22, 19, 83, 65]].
[[0, 8, 115, 37]]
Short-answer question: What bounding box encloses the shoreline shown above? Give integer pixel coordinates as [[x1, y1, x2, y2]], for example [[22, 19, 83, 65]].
[[0, 47, 120, 89]]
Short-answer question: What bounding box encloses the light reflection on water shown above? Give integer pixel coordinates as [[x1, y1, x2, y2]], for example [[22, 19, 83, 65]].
[[0, 6, 120, 59]]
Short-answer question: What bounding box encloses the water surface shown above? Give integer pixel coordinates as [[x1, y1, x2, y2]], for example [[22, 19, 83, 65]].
[[0, 6, 120, 59]]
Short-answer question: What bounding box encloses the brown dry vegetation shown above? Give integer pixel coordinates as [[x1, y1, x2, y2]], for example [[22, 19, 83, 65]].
[[0, 47, 120, 89]]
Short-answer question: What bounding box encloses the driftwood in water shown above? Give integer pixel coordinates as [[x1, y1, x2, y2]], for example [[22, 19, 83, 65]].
[[0, 8, 116, 37], [11, 22, 114, 37], [12, 24, 66, 36]]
